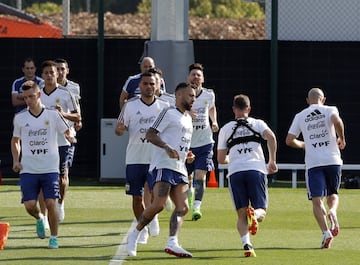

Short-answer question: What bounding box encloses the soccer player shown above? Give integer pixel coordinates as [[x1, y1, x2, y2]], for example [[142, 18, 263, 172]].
[[186, 63, 219, 220], [126, 82, 196, 258], [217, 94, 278, 257], [54, 58, 82, 131], [119, 56, 166, 109], [11, 80, 76, 249], [115, 72, 170, 244], [11, 58, 43, 113], [40, 60, 81, 223], [149, 67, 175, 106], [286, 87, 345, 249], [148, 67, 175, 211]]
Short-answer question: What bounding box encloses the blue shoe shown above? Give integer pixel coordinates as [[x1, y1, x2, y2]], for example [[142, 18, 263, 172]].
[[49, 237, 59, 249], [36, 218, 46, 239]]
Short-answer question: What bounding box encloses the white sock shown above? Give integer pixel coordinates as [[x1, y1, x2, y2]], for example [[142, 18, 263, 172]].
[[38, 213, 44, 220], [193, 200, 201, 209], [241, 233, 251, 245], [168, 236, 178, 246]]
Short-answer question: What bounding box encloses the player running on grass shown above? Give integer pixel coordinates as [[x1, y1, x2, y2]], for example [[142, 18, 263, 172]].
[[286, 87, 345, 249], [126, 82, 196, 258], [217, 94, 278, 257]]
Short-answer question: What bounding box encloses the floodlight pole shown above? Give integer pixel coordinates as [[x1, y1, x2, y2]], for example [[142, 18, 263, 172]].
[[270, 0, 278, 132], [62, 0, 70, 36], [97, 0, 104, 180], [16, 0, 21, 10]]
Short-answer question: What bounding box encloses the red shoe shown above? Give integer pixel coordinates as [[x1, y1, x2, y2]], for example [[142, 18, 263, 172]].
[[247, 207, 258, 235]]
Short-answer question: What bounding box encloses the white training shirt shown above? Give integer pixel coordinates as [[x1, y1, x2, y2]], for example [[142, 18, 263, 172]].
[[64, 79, 81, 102], [12, 107, 70, 174], [218, 117, 269, 175], [41, 85, 78, 146], [158, 92, 175, 106], [288, 104, 342, 169], [149, 107, 193, 176], [190, 88, 215, 147], [118, 97, 170, 164], [63, 79, 81, 136]]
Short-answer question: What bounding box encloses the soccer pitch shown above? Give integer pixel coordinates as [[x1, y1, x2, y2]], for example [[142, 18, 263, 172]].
[[0, 179, 359, 265]]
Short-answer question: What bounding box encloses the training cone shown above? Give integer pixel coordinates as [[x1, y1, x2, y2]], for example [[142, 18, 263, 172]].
[[207, 170, 218, 188], [0, 222, 10, 250]]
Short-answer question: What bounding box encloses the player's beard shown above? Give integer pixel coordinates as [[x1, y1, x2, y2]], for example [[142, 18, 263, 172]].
[[183, 101, 192, 111]]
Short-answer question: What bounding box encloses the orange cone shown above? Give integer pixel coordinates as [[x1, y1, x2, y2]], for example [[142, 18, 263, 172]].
[[0, 222, 10, 250], [207, 170, 218, 188]]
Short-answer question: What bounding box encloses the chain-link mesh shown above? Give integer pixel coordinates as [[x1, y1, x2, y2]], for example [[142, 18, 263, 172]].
[[266, 0, 360, 41], [1, 0, 267, 40]]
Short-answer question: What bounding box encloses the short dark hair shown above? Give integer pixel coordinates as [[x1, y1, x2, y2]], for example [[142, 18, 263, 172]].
[[54, 58, 68, 66], [23, 57, 35, 67], [188, 63, 204, 73], [140, 71, 155, 79], [41, 60, 57, 70], [22, 80, 39, 91], [233, 94, 250, 110], [175, 82, 191, 92], [148, 67, 163, 77]]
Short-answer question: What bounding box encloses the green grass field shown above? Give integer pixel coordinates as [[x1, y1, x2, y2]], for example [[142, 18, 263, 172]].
[[0, 178, 359, 265]]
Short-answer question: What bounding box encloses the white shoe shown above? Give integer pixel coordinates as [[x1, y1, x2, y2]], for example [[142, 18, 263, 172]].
[[137, 226, 149, 244], [126, 230, 139, 256], [56, 202, 65, 223], [164, 243, 192, 258], [165, 197, 172, 211], [320, 231, 333, 249], [149, 215, 160, 237], [43, 215, 50, 230]]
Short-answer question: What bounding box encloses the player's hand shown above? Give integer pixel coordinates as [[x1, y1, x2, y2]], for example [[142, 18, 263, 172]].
[[74, 121, 83, 131], [186, 151, 195, 164], [55, 104, 63, 113], [212, 122, 219, 132], [267, 161, 278, 174], [337, 138, 346, 150], [115, 119, 127, 136], [164, 145, 180, 160], [189, 110, 197, 120], [12, 162, 22, 173]]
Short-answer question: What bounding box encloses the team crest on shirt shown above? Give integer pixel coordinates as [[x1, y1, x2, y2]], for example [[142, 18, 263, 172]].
[[45, 120, 50, 127], [55, 98, 61, 104]]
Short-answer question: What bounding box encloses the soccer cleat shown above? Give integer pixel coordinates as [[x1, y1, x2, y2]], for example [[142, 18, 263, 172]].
[[137, 226, 149, 244], [48, 237, 59, 249], [149, 216, 160, 237], [187, 187, 194, 209], [244, 244, 256, 257], [126, 231, 138, 256], [36, 218, 46, 239], [192, 208, 202, 221], [327, 210, 339, 237], [320, 231, 333, 249], [247, 207, 258, 235], [56, 202, 65, 223], [43, 215, 50, 230], [164, 243, 193, 258]]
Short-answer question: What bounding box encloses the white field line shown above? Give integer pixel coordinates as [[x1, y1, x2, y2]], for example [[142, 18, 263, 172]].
[[109, 219, 137, 265]]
